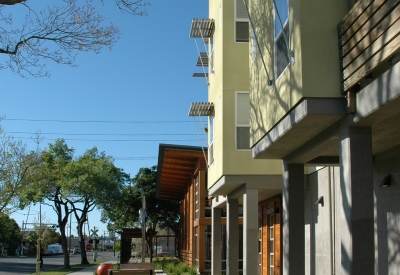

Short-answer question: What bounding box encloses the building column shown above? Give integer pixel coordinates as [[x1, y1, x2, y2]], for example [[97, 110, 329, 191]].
[[339, 126, 374, 274], [282, 162, 305, 275], [212, 206, 222, 275], [243, 188, 258, 275], [227, 197, 239, 275]]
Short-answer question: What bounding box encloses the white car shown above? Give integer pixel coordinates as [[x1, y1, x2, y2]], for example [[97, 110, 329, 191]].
[[73, 248, 81, 254]]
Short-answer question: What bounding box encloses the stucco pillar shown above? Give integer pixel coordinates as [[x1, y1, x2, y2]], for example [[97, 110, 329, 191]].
[[339, 126, 374, 274], [243, 188, 258, 275], [211, 206, 221, 275], [227, 197, 239, 275], [282, 162, 305, 275]]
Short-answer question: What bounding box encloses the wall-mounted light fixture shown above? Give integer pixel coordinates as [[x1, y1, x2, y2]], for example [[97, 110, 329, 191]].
[[379, 175, 391, 187], [274, 207, 280, 214], [315, 196, 324, 207]]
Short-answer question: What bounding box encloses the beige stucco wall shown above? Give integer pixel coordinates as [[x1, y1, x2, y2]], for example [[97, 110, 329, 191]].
[[207, 0, 282, 189], [249, 0, 347, 147], [208, 1, 282, 190]]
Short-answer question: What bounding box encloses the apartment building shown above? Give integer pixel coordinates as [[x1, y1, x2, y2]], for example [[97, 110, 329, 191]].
[[188, 0, 284, 274], [248, 0, 400, 274]]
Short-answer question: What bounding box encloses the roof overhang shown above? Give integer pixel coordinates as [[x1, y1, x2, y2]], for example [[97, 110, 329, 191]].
[[209, 175, 282, 205], [252, 98, 347, 160], [253, 61, 400, 163], [156, 144, 207, 201]]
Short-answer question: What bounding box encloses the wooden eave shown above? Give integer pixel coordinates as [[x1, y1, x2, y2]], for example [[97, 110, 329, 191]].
[[156, 144, 207, 201]]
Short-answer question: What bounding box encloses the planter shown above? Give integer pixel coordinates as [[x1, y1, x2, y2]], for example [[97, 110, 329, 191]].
[[97, 263, 114, 275]]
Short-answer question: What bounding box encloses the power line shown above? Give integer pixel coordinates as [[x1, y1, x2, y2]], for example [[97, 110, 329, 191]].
[[6, 131, 198, 136], [114, 157, 157, 160], [12, 136, 200, 142], [3, 118, 196, 124]]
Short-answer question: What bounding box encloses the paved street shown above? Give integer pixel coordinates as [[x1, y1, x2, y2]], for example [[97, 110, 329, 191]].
[[0, 251, 118, 275]]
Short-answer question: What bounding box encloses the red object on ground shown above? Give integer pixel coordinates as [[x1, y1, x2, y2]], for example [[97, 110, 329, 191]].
[[97, 263, 114, 275], [85, 244, 92, 251]]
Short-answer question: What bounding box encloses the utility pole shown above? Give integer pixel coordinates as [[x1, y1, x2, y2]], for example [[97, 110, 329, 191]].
[[69, 219, 72, 253], [35, 203, 42, 275], [141, 195, 146, 263], [21, 221, 24, 256]]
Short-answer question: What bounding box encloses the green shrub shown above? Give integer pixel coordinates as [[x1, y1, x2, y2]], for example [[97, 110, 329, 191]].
[[188, 266, 197, 275], [158, 260, 197, 275]]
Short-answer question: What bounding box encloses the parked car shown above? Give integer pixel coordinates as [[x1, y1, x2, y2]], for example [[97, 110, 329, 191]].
[[48, 244, 63, 255], [73, 248, 81, 254], [43, 250, 55, 256]]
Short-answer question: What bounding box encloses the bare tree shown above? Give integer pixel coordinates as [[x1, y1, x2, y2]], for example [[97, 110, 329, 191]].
[[0, 0, 149, 77]]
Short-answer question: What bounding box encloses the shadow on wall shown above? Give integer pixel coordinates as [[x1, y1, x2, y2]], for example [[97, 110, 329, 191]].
[[374, 146, 400, 275]]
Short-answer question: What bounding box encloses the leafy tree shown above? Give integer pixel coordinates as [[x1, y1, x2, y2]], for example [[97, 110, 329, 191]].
[[132, 167, 180, 236], [101, 166, 180, 257], [61, 147, 129, 264], [24, 224, 61, 250], [0, 0, 149, 77], [23, 139, 129, 266], [0, 125, 40, 214], [0, 214, 21, 255], [22, 138, 74, 268]]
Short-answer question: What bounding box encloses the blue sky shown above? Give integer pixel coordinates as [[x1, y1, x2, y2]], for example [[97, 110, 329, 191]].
[[4, 1, 208, 238]]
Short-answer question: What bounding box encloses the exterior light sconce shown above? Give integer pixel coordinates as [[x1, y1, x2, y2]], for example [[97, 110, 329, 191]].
[[274, 207, 280, 214], [290, 51, 295, 65], [315, 196, 324, 207], [379, 175, 391, 187]]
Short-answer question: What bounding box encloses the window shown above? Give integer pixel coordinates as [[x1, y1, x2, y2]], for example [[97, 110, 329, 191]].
[[195, 227, 199, 267], [258, 207, 262, 275], [236, 92, 250, 150], [195, 176, 199, 220], [235, 0, 249, 42], [209, 115, 214, 164], [269, 214, 275, 275], [251, 30, 257, 60], [205, 225, 212, 270], [274, 0, 289, 78]]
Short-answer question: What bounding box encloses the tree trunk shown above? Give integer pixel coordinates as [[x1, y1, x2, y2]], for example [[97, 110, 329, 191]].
[[60, 227, 70, 268], [77, 212, 90, 264], [55, 199, 70, 269], [57, 209, 71, 268]]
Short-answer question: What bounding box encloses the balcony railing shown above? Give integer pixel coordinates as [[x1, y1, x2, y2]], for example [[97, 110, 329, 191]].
[[338, 0, 400, 93]]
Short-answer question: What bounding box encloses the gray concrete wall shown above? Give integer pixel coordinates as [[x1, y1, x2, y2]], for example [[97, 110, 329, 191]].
[[373, 146, 400, 275], [304, 160, 400, 275], [305, 167, 338, 275]]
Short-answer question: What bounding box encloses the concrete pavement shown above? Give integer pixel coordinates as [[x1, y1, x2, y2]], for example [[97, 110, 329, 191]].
[[69, 261, 168, 275]]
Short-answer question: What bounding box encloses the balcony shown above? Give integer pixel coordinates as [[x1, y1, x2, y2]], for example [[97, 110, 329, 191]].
[[338, 0, 400, 93]]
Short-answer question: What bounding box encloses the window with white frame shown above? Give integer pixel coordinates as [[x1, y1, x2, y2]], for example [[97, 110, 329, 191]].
[[274, 0, 289, 78], [235, 0, 249, 42], [236, 92, 250, 150], [195, 176, 199, 220]]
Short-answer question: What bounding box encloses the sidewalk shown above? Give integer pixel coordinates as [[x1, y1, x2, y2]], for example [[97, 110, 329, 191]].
[[71, 261, 117, 275], [69, 261, 167, 275]]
